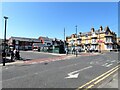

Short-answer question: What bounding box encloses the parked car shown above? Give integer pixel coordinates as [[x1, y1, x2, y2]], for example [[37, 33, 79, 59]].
[[32, 43, 45, 51]]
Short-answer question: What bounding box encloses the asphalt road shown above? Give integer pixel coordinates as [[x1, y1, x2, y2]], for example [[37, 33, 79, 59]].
[[2, 52, 120, 88], [19, 51, 59, 60]]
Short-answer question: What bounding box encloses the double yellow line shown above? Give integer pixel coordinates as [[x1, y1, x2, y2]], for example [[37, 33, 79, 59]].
[[77, 64, 120, 90]]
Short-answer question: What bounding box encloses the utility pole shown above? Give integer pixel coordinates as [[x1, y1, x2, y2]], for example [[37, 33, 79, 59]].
[[75, 25, 78, 57], [99, 29, 101, 53], [75, 25, 77, 38], [64, 28, 65, 45], [64, 28, 66, 53], [64, 28, 68, 55], [3, 16, 8, 66]]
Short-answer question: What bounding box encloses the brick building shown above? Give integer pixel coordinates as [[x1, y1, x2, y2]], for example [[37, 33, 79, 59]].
[[8, 36, 41, 50]]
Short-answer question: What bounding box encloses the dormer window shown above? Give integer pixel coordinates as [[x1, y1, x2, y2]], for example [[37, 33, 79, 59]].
[[92, 32, 96, 36], [86, 34, 88, 37], [105, 31, 109, 35]]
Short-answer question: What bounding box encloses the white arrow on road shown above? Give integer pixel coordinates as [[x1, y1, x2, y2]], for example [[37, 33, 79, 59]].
[[65, 66, 93, 79], [65, 73, 79, 79]]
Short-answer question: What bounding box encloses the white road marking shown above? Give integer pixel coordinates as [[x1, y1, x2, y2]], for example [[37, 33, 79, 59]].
[[90, 62, 93, 64], [65, 73, 79, 79], [65, 66, 93, 79], [117, 61, 120, 64], [102, 63, 108, 66], [95, 61, 99, 64], [106, 64, 113, 67], [110, 60, 116, 63]]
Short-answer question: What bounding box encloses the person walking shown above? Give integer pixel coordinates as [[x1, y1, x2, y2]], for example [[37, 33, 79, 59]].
[[13, 49, 17, 59], [76, 49, 78, 57], [65, 48, 68, 55], [16, 49, 20, 60], [2, 50, 6, 64], [73, 48, 75, 55], [10, 50, 14, 62]]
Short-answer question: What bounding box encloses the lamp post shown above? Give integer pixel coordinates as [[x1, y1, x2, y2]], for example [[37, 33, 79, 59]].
[[75, 25, 78, 57], [99, 29, 101, 53], [3, 16, 8, 66], [64, 28, 66, 52], [75, 25, 77, 38]]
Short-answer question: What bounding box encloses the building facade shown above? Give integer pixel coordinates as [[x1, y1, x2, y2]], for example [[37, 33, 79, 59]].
[[38, 36, 53, 47], [38, 36, 65, 53], [66, 26, 117, 52], [8, 37, 41, 50], [117, 37, 120, 51]]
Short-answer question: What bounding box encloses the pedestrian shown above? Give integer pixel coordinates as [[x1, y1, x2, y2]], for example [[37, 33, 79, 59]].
[[76, 49, 78, 57], [78, 48, 81, 53], [38, 47, 40, 52], [65, 48, 68, 55], [73, 48, 75, 55], [10, 50, 14, 62], [16, 49, 20, 60], [13, 49, 17, 59], [2, 50, 6, 63]]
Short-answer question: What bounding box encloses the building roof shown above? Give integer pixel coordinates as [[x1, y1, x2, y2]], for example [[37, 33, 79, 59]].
[[66, 26, 116, 38], [33, 43, 45, 47], [10, 36, 41, 42], [39, 36, 53, 41]]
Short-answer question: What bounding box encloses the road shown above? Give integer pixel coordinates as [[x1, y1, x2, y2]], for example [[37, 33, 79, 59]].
[[20, 51, 59, 60], [2, 52, 120, 88]]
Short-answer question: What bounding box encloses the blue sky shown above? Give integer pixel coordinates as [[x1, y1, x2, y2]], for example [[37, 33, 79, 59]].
[[1, 2, 118, 40]]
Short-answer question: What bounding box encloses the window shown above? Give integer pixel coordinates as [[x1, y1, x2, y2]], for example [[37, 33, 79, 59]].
[[91, 45, 97, 50], [105, 31, 109, 35], [92, 39, 96, 43], [106, 45, 112, 50], [85, 40, 88, 44], [47, 43, 51, 45], [106, 37, 112, 42], [86, 34, 88, 37], [92, 32, 96, 37], [77, 40, 81, 44], [70, 40, 75, 44]]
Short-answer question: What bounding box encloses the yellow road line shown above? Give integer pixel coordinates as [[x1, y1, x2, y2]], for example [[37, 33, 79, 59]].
[[87, 84, 94, 88], [85, 66, 120, 89], [77, 64, 120, 90], [94, 66, 119, 85]]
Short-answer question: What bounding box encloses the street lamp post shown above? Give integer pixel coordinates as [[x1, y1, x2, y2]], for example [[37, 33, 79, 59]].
[[75, 25, 78, 57], [3, 16, 8, 66], [99, 29, 101, 53], [64, 28, 66, 52]]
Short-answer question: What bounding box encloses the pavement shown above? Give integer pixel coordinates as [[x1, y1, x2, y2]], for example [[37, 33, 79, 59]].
[[98, 70, 119, 89]]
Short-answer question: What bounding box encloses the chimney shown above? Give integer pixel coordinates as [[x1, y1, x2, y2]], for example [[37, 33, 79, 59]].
[[91, 28, 95, 33], [100, 26, 103, 32]]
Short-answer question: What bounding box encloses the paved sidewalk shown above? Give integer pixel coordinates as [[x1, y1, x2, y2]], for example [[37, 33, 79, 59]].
[[0, 55, 75, 66], [0, 60, 24, 66], [98, 71, 119, 89]]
